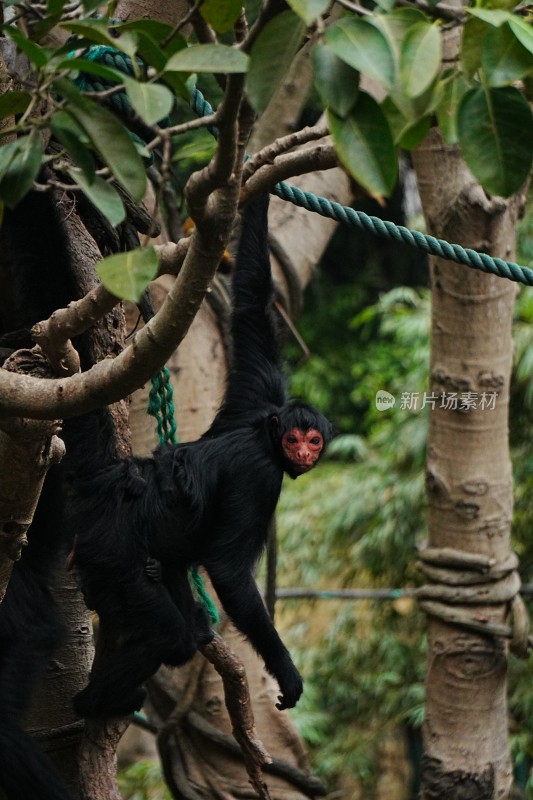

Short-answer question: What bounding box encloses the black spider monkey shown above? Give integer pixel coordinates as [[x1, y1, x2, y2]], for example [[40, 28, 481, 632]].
[[0, 192, 331, 800], [67, 194, 333, 719]]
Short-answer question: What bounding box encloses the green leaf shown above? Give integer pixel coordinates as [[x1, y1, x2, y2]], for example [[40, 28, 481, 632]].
[[82, 0, 104, 10], [0, 91, 31, 120], [47, 0, 67, 12], [325, 18, 395, 89], [366, 8, 426, 83], [54, 56, 128, 85], [200, 0, 243, 33], [3, 26, 47, 68], [509, 16, 533, 56], [287, 0, 330, 25], [435, 73, 470, 144], [67, 169, 126, 227], [328, 92, 397, 197], [396, 115, 430, 149], [466, 8, 511, 26], [246, 10, 306, 112], [165, 43, 249, 74], [400, 22, 442, 98], [381, 95, 430, 148], [50, 110, 95, 181], [54, 79, 146, 201], [117, 19, 175, 42], [481, 23, 533, 86], [60, 20, 123, 48], [123, 78, 174, 125], [461, 17, 487, 78], [457, 85, 533, 196], [96, 247, 159, 302], [312, 44, 359, 118], [0, 131, 44, 207]]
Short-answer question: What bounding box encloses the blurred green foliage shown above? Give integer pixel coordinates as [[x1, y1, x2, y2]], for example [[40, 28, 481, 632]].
[[118, 760, 172, 800]]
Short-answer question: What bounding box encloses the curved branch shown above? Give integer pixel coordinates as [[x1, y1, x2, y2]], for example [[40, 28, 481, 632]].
[[242, 122, 329, 183], [243, 143, 339, 200]]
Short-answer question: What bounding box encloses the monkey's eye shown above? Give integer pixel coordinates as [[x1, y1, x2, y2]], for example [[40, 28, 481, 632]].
[[310, 437, 321, 445], [286, 435, 298, 444]]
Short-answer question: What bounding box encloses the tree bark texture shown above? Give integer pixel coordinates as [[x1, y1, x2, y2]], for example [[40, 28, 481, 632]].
[[413, 128, 522, 800]]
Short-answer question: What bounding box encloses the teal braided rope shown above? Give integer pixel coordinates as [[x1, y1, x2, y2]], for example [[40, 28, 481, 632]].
[[190, 568, 220, 625], [190, 86, 533, 287], [271, 183, 533, 287], [147, 366, 177, 445], [72, 45, 171, 129], [147, 368, 219, 624]]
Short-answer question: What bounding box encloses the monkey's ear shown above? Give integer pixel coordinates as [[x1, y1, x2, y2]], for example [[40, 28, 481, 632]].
[[269, 415, 280, 434]]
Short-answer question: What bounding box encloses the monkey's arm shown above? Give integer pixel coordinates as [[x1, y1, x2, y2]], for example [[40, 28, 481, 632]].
[[216, 196, 287, 422], [206, 558, 302, 710]]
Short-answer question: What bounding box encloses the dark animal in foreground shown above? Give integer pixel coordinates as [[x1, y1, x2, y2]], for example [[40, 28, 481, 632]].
[[68, 196, 332, 719]]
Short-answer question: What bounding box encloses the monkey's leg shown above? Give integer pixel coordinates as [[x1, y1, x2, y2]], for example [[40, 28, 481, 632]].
[[74, 580, 198, 718], [163, 568, 215, 648]]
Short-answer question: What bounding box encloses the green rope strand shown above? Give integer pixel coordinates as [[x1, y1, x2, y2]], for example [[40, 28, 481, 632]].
[[191, 86, 533, 287], [147, 367, 219, 624], [190, 567, 220, 625], [147, 366, 177, 445]]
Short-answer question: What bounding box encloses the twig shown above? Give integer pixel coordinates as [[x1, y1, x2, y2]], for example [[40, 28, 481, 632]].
[[200, 633, 273, 800], [334, 0, 373, 16], [242, 121, 329, 183], [187, 711, 327, 797]]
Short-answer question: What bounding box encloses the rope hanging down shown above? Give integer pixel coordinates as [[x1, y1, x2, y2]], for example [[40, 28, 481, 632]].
[[148, 366, 220, 625], [147, 366, 177, 445]]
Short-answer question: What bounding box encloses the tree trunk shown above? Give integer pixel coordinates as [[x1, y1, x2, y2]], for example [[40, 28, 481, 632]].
[[412, 128, 523, 799]]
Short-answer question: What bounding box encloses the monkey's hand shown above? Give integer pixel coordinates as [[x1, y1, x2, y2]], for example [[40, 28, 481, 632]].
[[272, 657, 303, 711]]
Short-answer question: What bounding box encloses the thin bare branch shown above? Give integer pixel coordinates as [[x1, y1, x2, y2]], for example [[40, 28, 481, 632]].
[[243, 143, 338, 200], [201, 634, 273, 800], [242, 121, 329, 183]]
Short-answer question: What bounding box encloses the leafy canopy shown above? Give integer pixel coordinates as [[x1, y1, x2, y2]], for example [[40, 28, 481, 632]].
[[0, 0, 532, 297]]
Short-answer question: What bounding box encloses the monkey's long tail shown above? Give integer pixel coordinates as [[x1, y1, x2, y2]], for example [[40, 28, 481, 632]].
[[0, 721, 74, 800]]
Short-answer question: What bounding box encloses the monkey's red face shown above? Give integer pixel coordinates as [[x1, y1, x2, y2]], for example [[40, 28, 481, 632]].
[[281, 428, 324, 475]]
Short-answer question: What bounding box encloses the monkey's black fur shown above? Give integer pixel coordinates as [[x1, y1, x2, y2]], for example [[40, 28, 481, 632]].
[[68, 196, 332, 719], [0, 194, 79, 800], [0, 195, 331, 800]]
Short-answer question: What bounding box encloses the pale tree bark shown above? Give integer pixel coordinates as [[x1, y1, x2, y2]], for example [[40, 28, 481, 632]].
[[413, 128, 523, 799]]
